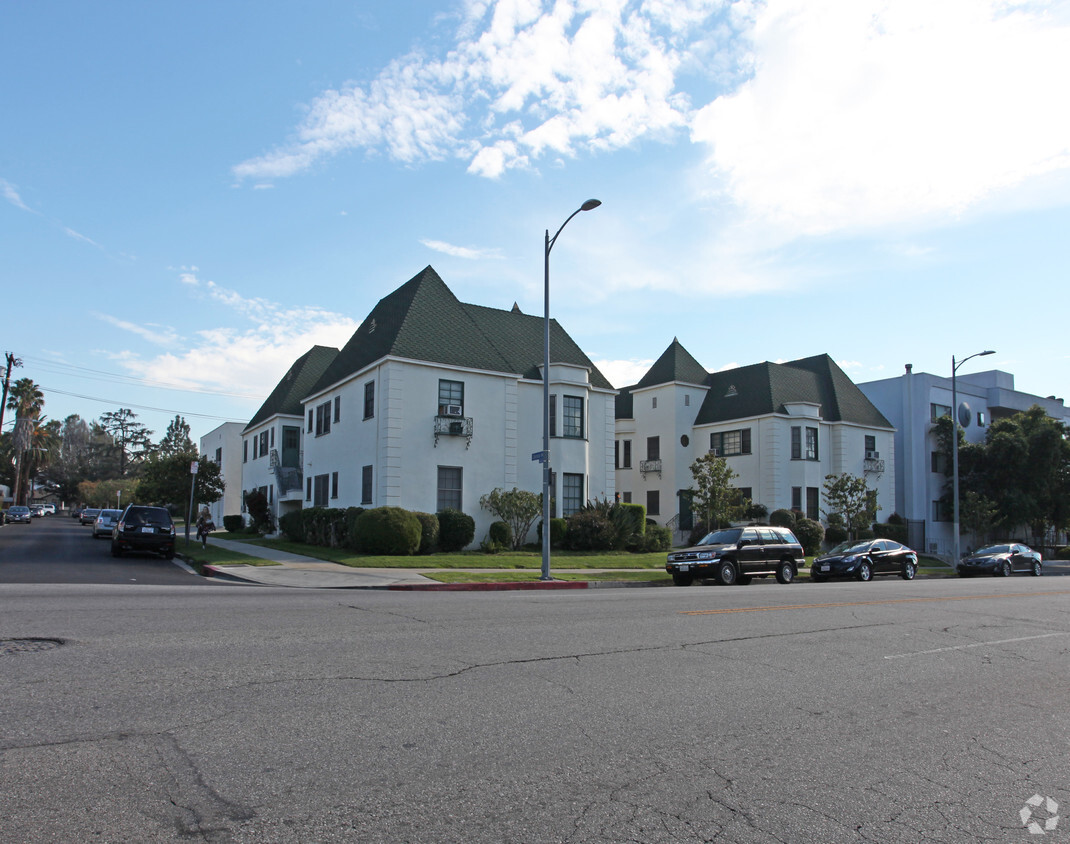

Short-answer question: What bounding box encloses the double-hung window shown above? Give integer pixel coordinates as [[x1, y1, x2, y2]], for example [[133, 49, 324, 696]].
[[438, 380, 464, 416], [437, 466, 463, 512], [563, 396, 584, 438], [361, 466, 373, 504], [315, 401, 331, 436], [364, 382, 375, 419], [313, 474, 330, 506], [562, 473, 584, 516]]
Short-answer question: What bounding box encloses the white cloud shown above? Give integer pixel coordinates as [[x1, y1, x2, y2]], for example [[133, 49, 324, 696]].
[[93, 313, 181, 347], [1, 178, 32, 212], [593, 357, 655, 388], [420, 238, 503, 259], [234, 0, 728, 182], [113, 272, 360, 397], [692, 0, 1070, 238]]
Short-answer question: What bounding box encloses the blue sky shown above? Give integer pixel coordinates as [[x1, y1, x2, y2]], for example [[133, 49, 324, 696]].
[[3, 0, 1070, 445]]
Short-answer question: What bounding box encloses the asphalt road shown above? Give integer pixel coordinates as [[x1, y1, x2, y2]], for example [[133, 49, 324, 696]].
[[0, 514, 207, 585], [3, 564, 1069, 842]]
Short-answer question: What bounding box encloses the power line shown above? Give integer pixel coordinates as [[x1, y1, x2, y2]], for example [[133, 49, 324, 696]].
[[20, 355, 267, 400], [40, 386, 249, 423]]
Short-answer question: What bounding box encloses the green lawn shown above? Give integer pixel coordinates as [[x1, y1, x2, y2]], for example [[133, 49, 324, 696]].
[[178, 540, 282, 569], [218, 533, 667, 570]]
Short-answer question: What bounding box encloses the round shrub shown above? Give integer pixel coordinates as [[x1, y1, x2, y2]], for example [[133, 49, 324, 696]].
[[565, 508, 617, 551], [352, 506, 421, 555], [770, 509, 797, 528], [223, 514, 244, 534], [488, 520, 513, 549], [825, 524, 847, 544], [793, 518, 825, 556], [437, 508, 475, 552], [537, 518, 568, 549], [641, 525, 672, 552], [887, 512, 904, 525], [411, 511, 439, 554]]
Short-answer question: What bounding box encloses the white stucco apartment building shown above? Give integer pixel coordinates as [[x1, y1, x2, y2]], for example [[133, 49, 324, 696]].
[[616, 340, 897, 538], [243, 267, 615, 547], [198, 421, 244, 526]]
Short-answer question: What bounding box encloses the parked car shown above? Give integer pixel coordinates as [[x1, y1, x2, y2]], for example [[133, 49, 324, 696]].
[[41, 503, 56, 515], [6, 505, 33, 524], [666, 526, 804, 586], [80, 508, 101, 526], [92, 509, 123, 539], [29, 504, 45, 517], [811, 538, 919, 582], [71, 507, 83, 519], [958, 543, 1042, 578], [111, 505, 176, 559]]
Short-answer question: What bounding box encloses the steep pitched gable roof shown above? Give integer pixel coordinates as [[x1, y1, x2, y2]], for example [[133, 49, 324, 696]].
[[244, 345, 339, 432], [308, 265, 613, 395], [636, 338, 709, 388], [694, 354, 893, 427]]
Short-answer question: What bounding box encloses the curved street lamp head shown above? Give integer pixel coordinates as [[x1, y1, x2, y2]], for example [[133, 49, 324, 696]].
[[580, 199, 602, 212]]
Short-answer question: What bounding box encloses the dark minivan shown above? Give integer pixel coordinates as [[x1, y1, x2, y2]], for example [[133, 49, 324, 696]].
[[666, 526, 804, 586], [111, 505, 176, 559]]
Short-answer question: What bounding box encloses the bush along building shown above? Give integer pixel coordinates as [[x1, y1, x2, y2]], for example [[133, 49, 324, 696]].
[[615, 340, 896, 542], [245, 266, 616, 548]]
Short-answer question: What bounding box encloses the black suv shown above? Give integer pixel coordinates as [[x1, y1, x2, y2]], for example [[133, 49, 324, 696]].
[[111, 505, 176, 559], [666, 526, 804, 586]]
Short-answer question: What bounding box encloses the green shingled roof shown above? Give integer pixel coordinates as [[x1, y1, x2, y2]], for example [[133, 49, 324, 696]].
[[636, 338, 709, 387], [244, 345, 339, 432], [616, 341, 891, 428], [308, 266, 613, 395], [695, 354, 892, 427]]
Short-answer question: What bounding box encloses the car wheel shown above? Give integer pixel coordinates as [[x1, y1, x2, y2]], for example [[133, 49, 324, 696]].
[[900, 562, 916, 580], [1032, 561, 1042, 577], [856, 560, 873, 582], [164, 551, 175, 561], [775, 560, 795, 584], [671, 571, 694, 587], [111, 543, 122, 558], [715, 560, 738, 586], [1001, 560, 1012, 577]]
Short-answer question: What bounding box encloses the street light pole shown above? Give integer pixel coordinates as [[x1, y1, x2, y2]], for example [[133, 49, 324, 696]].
[[542, 199, 601, 581], [951, 349, 995, 567]]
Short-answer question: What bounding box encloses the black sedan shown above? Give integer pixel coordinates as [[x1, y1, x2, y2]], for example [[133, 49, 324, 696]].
[[811, 539, 919, 582], [957, 543, 1042, 577]]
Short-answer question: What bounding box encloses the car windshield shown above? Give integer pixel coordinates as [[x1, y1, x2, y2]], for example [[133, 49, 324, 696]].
[[697, 528, 743, 546], [976, 544, 1012, 555], [829, 540, 873, 554]]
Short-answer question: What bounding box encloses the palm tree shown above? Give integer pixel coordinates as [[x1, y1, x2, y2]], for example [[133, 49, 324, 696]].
[[8, 378, 45, 505]]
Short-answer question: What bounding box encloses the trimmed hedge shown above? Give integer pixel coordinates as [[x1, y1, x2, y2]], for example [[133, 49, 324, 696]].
[[793, 518, 825, 556], [223, 515, 244, 533], [437, 508, 475, 552], [641, 525, 672, 552], [769, 509, 797, 528], [488, 520, 512, 548], [412, 511, 439, 554], [872, 521, 908, 545], [352, 506, 421, 555]]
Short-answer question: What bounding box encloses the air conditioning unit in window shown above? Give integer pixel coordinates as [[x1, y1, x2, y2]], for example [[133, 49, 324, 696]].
[[866, 450, 880, 459], [444, 404, 463, 417], [709, 448, 722, 457]]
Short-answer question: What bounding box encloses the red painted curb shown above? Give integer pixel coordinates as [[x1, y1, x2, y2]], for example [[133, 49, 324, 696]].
[[388, 580, 589, 591]]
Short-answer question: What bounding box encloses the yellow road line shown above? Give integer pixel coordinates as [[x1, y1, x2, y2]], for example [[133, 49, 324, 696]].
[[680, 590, 1070, 615]]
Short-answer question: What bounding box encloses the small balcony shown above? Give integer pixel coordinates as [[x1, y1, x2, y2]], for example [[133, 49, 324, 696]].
[[433, 415, 474, 449], [864, 456, 885, 475], [640, 458, 662, 478]]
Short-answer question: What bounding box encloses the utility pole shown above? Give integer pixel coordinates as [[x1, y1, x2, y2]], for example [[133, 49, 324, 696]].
[[0, 352, 23, 434]]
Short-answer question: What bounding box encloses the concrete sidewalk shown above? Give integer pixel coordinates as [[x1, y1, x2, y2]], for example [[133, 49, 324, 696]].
[[191, 537, 618, 590]]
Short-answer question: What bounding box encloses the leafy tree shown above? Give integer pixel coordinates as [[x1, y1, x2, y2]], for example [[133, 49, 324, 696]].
[[157, 415, 195, 457], [822, 473, 875, 540], [688, 453, 742, 530], [479, 487, 542, 550], [99, 408, 153, 477], [46, 414, 92, 502], [77, 478, 140, 509], [959, 491, 997, 546], [137, 451, 224, 515]]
